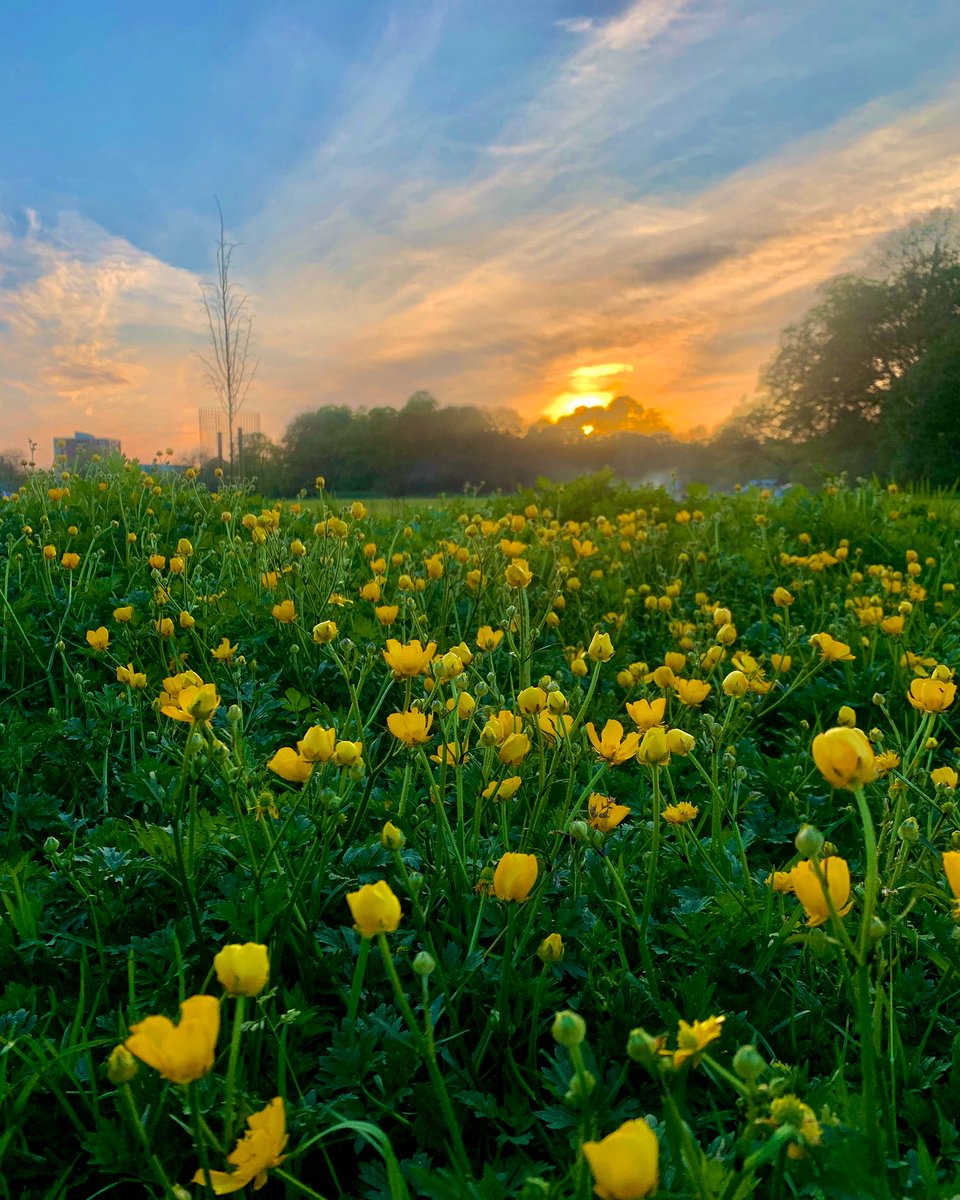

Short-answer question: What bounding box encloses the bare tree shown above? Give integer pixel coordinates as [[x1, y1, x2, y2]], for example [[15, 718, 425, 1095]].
[[198, 202, 258, 480]]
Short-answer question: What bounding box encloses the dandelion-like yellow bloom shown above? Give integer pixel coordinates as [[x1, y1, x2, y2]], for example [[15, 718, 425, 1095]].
[[662, 801, 698, 825], [672, 1014, 725, 1067]]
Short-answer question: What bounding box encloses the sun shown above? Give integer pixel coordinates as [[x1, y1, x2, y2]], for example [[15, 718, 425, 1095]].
[[543, 390, 616, 421]]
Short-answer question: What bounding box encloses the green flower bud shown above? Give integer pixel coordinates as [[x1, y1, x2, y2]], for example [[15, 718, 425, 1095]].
[[413, 951, 436, 976], [551, 1010, 586, 1047], [732, 1043, 766, 1083], [106, 1044, 138, 1084], [794, 824, 824, 858], [897, 817, 920, 843]]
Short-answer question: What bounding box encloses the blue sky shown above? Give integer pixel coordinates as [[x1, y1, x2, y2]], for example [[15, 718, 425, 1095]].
[[2, 0, 959, 461]]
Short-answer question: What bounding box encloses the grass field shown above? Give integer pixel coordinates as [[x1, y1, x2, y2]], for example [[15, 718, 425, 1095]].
[[1, 463, 959, 1199]]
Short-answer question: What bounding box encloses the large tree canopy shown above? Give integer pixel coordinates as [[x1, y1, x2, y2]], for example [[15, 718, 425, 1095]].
[[754, 211, 960, 472]]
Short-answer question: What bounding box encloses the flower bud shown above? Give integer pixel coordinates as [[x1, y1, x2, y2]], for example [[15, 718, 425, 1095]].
[[794, 824, 824, 858], [837, 705, 856, 727], [732, 1044, 766, 1083], [626, 1026, 662, 1068], [43, 836, 61, 857], [107, 1044, 139, 1084], [381, 821, 405, 850], [412, 951, 436, 976], [568, 819, 590, 842], [898, 817, 920, 843], [537, 933, 564, 964], [564, 1070, 595, 1106], [551, 1010, 586, 1047]]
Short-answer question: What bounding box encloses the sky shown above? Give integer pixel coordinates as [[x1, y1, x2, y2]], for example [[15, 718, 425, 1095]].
[[2, 0, 960, 464]]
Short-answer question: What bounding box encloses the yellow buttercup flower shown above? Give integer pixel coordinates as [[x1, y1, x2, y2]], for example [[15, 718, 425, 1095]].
[[931, 766, 958, 790], [383, 638, 437, 677], [214, 943, 270, 997], [791, 857, 853, 926], [387, 709, 434, 746], [907, 677, 957, 713], [673, 677, 711, 706], [271, 599, 296, 624], [113, 605, 134, 623], [482, 776, 522, 801], [85, 627, 109, 652], [125, 994, 220, 1085], [588, 793, 631, 831], [476, 625, 504, 652], [503, 559, 533, 588], [493, 852, 538, 902], [193, 1096, 288, 1194], [374, 605, 399, 625], [586, 719, 640, 765], [582, 1118, 659, 1200], [161, 680, 220, 724], [211, 637, 238, 663], [117, 662, 147, 690], [809, 632, 855, 662], [267, 748, 314, 783], [811, 726, 876, 789], [587, 631, 614, 662], [943, 851, 960, 899], [347, 880, 402, 937], [498, 732, 531, 766], [672, 1014, 725, 1067], [297, 725, 337, 763], [625, 697, 666, 732]]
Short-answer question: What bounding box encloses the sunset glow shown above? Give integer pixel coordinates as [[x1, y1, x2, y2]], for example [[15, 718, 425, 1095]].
[[1, 4, 959, 462]]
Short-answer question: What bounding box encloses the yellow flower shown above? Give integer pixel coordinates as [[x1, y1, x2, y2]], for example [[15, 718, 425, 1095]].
[[944, 851, 960, 899], [214, 943, 270, 997], [42, 544, 57, 561], [113, 605, 134, 623], [538, 710, 574, 743], [625, 697, 666, 732], [504, 559, 533, 588], [772, 586, 794, 606], [148, 554, 166, 571], [517, 686, 547, 714], [673, 677, 711, 706], [582, 1118, 659, 1200], [332, 739, 363, 768], [374, 605, 399, 625], [155, 616, 175, 638], [907, 677, 957, 713], [672, 1014, 725, 1067], [267, 748, 314, 783], [482, 776, 522, 801], [766, 870, 794, 894], [383, 638, 437, 677], [85, 627, 109, 652], [811, 726, 876, 789], [586, 719, 640, 765], [476, 626, 504, 652], [61, 551, 80, 569], [931, 766, 958, 790], [587, 631, 614, 662], [211, 637, 237, 664], [537, 933, 564, 964], [636, 726, 670, 766], [125, 994, 220, 1085], [722, 670, 749, 697], [662, 802, 698, 825], [297, 725, 337, 763], [791, 857, 852, 926], [387, 710, 434, 746], [768, 1094, 822, 1159], [770, 653, 791, 673], [271, 599, 296, 624], [809, 632, 855, 662], [312, 620, 338, 644], [588, 793, 631, 831], [193, 1096, 288, 1194], [161, 680, 220, 724], [347, 880, 402, 937], [117, 662, 147, 690], [493, 852, 538, 902]]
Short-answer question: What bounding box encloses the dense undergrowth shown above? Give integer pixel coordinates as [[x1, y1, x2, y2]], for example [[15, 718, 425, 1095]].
[[1, 460, 959, 1199]]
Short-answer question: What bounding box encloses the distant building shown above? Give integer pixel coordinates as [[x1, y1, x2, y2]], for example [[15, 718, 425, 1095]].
[[53, 431, 121, 465]]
